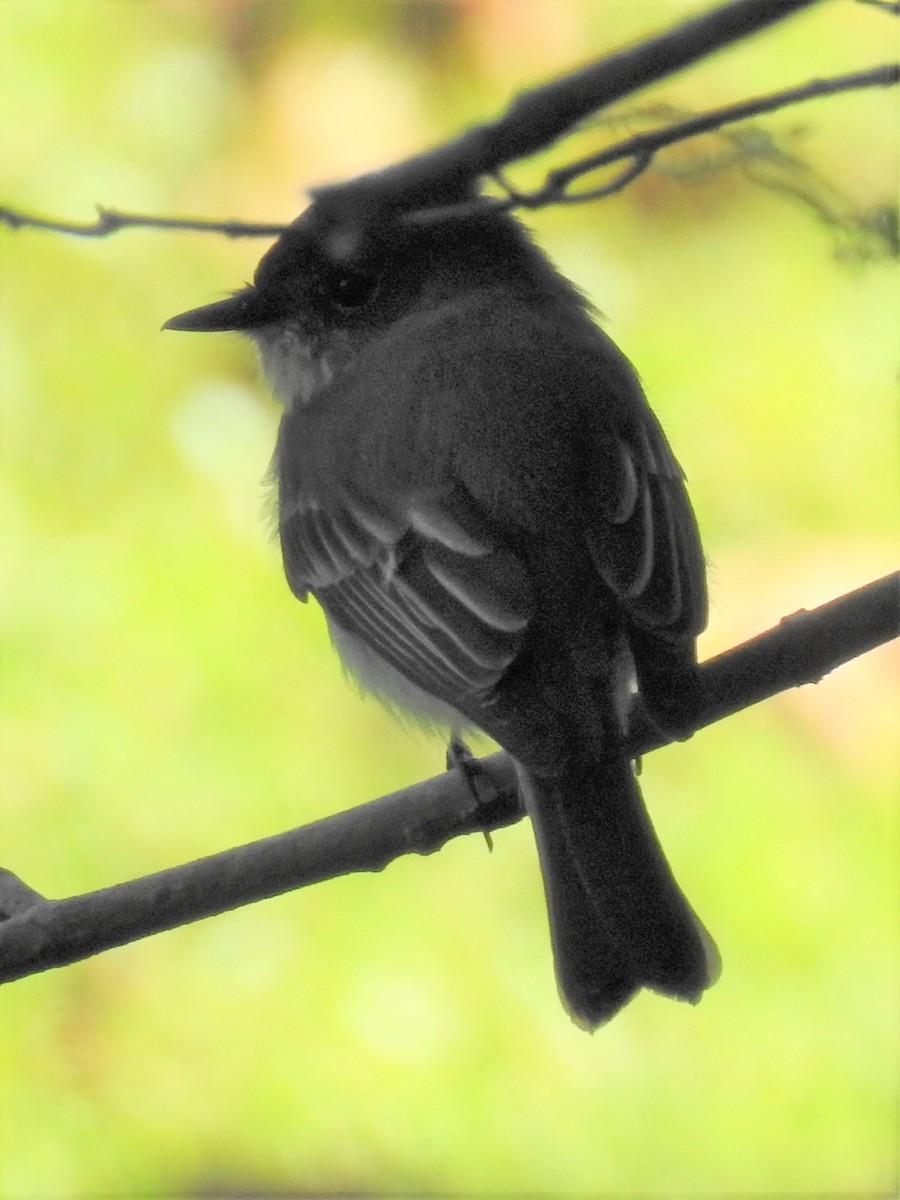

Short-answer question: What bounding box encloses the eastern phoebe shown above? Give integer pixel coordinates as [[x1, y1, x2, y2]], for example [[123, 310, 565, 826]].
[[165, 193, 719, 1028]]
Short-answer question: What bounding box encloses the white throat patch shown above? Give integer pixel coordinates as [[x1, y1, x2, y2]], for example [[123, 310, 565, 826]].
[[252, 326, 334, 409]]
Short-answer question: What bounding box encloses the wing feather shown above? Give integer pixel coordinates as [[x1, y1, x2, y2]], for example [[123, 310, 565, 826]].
[[586, 409, 705, 640], [327, 572, 483, 692], [279, 481, 534, 712]]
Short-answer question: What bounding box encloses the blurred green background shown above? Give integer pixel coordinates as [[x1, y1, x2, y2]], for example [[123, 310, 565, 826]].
[[1, 1, 897, 1194]]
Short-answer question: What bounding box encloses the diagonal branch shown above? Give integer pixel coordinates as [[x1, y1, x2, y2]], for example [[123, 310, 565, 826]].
[[1, 572, 896, 986], [317, 0, 825, 212], [500, 63, 900, 208], [3, 0, 871, 242]]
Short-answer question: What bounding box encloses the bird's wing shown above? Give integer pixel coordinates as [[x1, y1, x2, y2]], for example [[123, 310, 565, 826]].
[[577, 369, 708, 730], [278, 478, 536, 718], [583, 391, 707, 644]]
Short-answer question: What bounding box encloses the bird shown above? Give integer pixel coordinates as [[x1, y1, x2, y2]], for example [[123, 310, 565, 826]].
[[164, 186, 719, 1028]]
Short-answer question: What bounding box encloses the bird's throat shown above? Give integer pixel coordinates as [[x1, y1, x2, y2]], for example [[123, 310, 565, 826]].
[[252, 326, 334, 409]]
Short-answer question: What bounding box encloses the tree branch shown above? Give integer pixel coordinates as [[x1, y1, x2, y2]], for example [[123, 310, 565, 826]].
[[0, 206, 286, 239], [316, 0, 825, 212], [6, 0, 893, 243], [497, 64, 900, 208], [1, 573, 896, 986]]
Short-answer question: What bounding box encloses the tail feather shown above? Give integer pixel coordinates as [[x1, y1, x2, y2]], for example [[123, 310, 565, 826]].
[[517, 750, 719, 1028]]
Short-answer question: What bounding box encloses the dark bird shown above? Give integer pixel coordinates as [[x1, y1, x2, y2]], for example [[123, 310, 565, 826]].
[[165, 190, 719, 1028]]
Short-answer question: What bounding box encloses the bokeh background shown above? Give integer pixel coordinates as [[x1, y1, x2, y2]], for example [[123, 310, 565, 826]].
[[1, 1, 897, 1194]]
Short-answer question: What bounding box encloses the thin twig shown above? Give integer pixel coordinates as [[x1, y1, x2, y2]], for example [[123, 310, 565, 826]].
[[0, 204, 287, 239], [504, 64, 900, 208]]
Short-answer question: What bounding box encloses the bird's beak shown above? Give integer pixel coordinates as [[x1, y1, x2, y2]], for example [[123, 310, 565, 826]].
[[163, 285, 274, 333]]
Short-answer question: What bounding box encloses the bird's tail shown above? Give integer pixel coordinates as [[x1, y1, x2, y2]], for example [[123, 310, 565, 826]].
[[517, 745, 719, 1029]]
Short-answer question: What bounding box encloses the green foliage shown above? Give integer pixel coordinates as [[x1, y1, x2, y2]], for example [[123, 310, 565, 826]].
[[1, 1, 897, 1194]]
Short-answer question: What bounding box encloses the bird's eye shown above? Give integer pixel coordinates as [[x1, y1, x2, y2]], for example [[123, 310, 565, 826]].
[[327, 267, 380, 311]]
